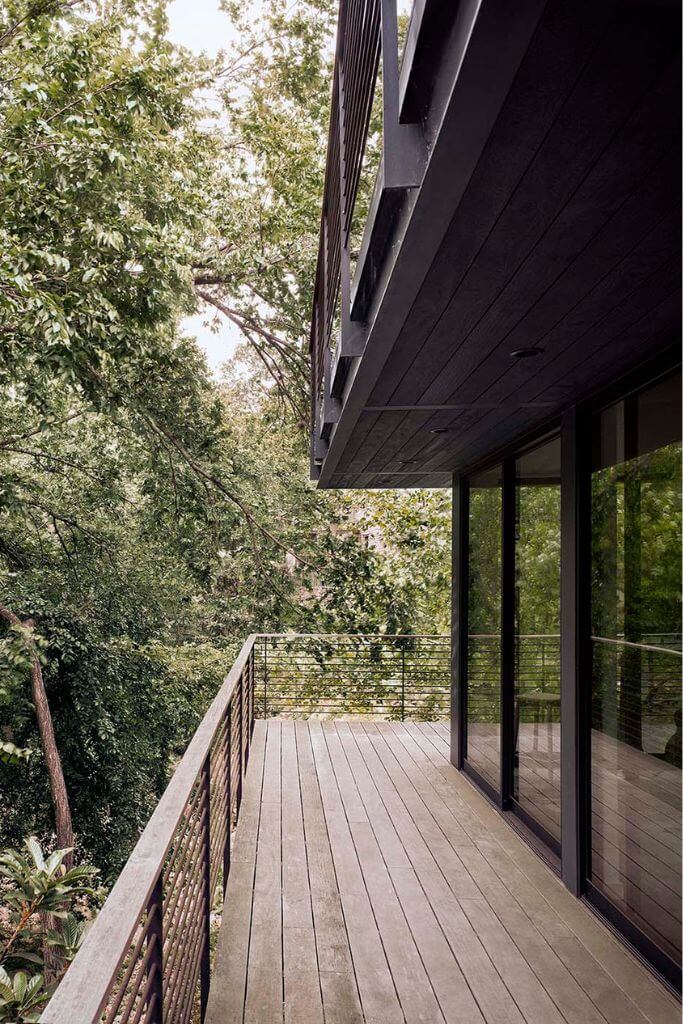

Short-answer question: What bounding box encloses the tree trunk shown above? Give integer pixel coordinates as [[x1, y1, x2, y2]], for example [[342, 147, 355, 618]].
[[0, 603, 74, 865], [30, 654, 74, 863], [40, 910, 65, 988]]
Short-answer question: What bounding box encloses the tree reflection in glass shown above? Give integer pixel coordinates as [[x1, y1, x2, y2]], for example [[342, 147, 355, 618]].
[[590, 371, 682, 966]]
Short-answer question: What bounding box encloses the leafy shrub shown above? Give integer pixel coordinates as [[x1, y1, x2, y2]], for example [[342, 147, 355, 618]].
[[0, 838, 98, 1023]]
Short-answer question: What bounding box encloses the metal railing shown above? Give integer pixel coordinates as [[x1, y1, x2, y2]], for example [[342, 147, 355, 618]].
[[310, 0, 425, 467], [41, 636, 258, 1024], [258, 633, 450, 719], [591, 633, 682, 753], [467, 634, 561, 727], [310, 0, 380, 425], [40, 629, 681, 1021], [41, 633, 449, 1024]]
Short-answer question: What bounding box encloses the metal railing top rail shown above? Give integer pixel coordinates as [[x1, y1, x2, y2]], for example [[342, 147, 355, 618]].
[[41, 634, 259, 1024], [261, 631, 447, 639], [592, 635, 683, 657], [42, 632, 452, 1023], [258, 631, 451, 722], [470, 633, 560, 640]]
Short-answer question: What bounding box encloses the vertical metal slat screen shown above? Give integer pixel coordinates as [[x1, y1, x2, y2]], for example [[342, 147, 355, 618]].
[[310, 0, 381, 414]]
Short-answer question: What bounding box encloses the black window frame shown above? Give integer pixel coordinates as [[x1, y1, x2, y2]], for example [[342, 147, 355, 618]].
[[451, 345, 682, 995], [454, 426, 562, 854]]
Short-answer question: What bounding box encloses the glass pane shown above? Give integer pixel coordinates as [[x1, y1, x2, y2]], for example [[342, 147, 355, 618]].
[[590, 370, 682, 965], [467, 465, 502, 792], [514, 437, 562, 845]]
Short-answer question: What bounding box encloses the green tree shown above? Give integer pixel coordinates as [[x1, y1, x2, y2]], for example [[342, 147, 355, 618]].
[[0, 0, 453, 888]]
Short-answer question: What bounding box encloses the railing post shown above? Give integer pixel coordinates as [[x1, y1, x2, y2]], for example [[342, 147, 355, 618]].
[[236, 675, 244, 814], [200, 755, 211, 1022], [401, 644, 406, 722], [147, 875, 163, 1024], [244, 658, 251, 767], [223, 703, 231, 894], [250, 645, 256, 731], [242, 663, 248, 770], [264, 635, 268, 719]]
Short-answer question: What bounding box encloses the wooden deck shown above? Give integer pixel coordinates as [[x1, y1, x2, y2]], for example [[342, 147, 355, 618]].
[[206, 720, 680, 1024]]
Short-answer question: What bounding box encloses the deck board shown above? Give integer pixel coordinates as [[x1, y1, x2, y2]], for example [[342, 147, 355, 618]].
[[308, 721, 404, 1024], [244, 719, 282, 1024], [281, 720, 324, 1024], [206, 720, 267, 1024], [206, 721, 679, 1024]]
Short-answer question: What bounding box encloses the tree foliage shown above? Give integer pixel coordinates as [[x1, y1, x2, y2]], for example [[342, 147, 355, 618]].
[[0, 0, 451, 892], [191, 0, 336, 419]]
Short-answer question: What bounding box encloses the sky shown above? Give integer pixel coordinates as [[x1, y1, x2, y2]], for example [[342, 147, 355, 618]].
[[167, 0, 236, 58], [167, 0, 244, 377]]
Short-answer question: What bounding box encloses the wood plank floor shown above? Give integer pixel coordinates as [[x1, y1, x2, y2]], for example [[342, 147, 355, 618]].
[[206, 720, 680, 1024]]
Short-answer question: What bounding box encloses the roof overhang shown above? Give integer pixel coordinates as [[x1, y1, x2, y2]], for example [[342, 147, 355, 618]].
[[313, 0, 681, 488]]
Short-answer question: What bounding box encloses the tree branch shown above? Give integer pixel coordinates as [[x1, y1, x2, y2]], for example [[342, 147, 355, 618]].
[[1, 445, 116, 489], [196, 289, 307, 368], [193, 273, 232, 286], [0, 411, 84, 449], [142, 415, 317, 570]]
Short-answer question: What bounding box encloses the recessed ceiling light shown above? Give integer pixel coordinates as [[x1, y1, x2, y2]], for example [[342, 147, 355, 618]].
[[510, 346, 543, 358], [430, 427, 451, 435], [398, 459, 418, 465]]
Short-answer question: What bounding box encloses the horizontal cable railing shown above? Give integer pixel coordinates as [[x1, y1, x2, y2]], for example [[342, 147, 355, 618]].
[[467, 634, 561, 730], [257, 633, 450, 720], [467, 633, 682, 754], [592, 633, 682, 752], [41, 636, 258, 1024], [41, 632, 448, 1024]]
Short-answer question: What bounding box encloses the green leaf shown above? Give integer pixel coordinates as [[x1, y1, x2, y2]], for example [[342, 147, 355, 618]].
[[0, 967, 14, 1001], [25, 974, 45, 1000], [0, 741, 31, 765], [13, 971, 27, 1000], [25, 837, 45, 872]]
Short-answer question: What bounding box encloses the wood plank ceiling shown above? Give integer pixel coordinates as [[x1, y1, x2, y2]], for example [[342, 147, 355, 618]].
[[325, 0, 681, 488]]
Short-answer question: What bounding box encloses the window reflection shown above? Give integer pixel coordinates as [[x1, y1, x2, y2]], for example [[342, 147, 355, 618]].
[[590, 370, 682, 964], [466, 466, 502, 792], [514, 437, 562, 847]]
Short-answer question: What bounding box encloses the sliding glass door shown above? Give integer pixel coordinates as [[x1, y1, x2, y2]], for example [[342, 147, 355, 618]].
[[588, 369, 681, 974], [462, 438, 563, 851], [513, 438, 562, 852], [456, 361, 681, 986]]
